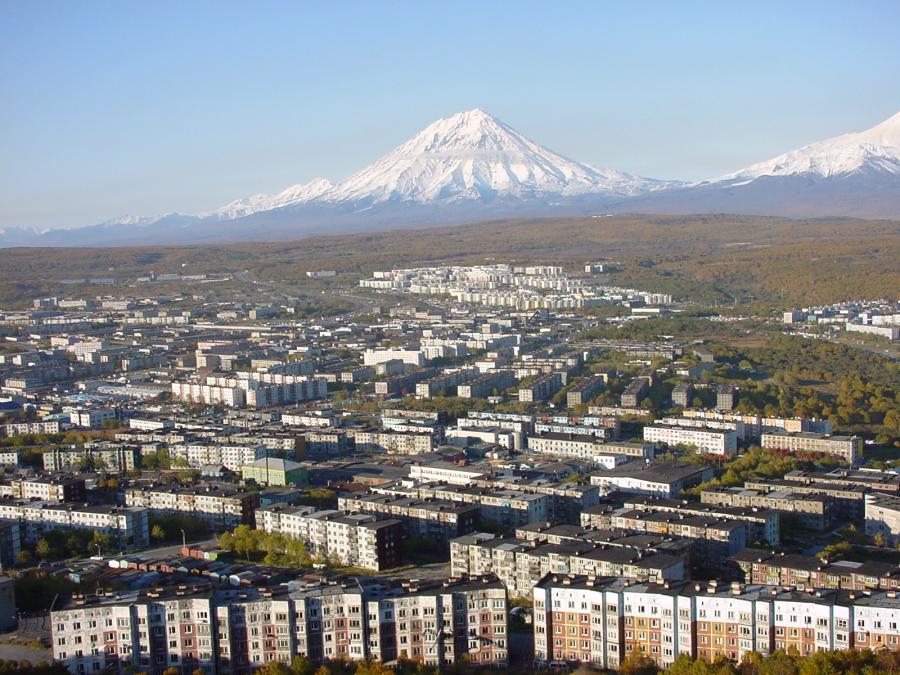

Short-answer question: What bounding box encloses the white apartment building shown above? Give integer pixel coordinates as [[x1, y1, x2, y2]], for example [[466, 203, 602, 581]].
[[643, 424, 738, 456], [865, 493, 900, 544], [0, 500, 149, 548], [363, 348, 425, 367], [128, 418, 174, 432], [255, 506, 403, 570], [409, 461, 487, 485]]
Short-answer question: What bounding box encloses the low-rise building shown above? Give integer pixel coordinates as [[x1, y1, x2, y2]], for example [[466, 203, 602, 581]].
[[240, 457, 307, 486]]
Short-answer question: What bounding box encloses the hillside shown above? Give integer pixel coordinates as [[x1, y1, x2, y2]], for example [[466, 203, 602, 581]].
[[0, 214, 897, 308]]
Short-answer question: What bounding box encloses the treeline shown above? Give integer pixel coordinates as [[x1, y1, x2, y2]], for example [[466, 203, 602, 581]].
[[219, 525, 318, 568], [619, 647, 900, 674]]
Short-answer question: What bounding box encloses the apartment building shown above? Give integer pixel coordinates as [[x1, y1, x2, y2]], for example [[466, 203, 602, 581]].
[[124, 485, 260, 530], [337, 493, 479, 546], [1, 420, 61, 436], [603, 508, 748, 570], [408, 461, 487, 485], [671, 382, 694, 407], [525, 433, 627, 465], [451, 532, 686, 599], [533, 574, 900, 671], [681, 410, 833, 437], [743, 477, 866, 521], [474, 478, 602, 526], [255, 505, 403, 570], [380, 482, 551, 532], [43, 445, 138, 472], [620, 377, 650, 407], [363, 348, 425, 367], [606, 494, 780, 546], [781, 468, 900, 495], [566, 375, 607, 408], [69, 408, 118, 429], [170, 443, 268, 471], [643, 424, 738, 457], [702, 487, 834, 531], [354, 429, 435, 455], [300, 429, 353, 458], [761, 432, 861, 464], [0, 500, 149, 549], [731, 548, 900, 591], [865, 493, 900, 544], [0, 475, 86, 502], [374, 370, 431, 397], [415, 368, 479, 398], [591, 462, 715, 499], [456, 370, 516, 399], [518, 373, 563, 403], [444, 426, 517, 450], [50, 575, 507, 675], [716, 383, 736, 410]]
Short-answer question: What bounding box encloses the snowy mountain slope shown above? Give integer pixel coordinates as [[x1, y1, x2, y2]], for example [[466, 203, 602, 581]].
[[715, 110, 900, 183], [609, 110, 900, 219], [317, 108, 675, 205], [208, 178, 333, 220]]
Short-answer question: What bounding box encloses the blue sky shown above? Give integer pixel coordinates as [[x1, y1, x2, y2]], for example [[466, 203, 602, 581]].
[[2, 1, 899, 229]]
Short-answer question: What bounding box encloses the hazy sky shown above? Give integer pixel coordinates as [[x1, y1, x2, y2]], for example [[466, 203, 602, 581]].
[[2, 1, 899, 230]]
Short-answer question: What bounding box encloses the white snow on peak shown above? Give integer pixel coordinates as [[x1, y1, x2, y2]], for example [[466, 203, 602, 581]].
[[209, 178, 334, 220], [319, 108, 673, 204], [717, 110, 900, 182]]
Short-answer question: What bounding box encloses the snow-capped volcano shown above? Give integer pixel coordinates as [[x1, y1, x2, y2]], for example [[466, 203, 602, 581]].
[[617, 109, 900, 219], [320, 108, 670, 204], [4, 107, 899, 248], [204, 108, 672, 219], [716, 110, 900, 183]]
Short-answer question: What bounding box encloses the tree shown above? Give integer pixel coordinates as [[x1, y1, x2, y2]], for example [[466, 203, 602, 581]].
[[817, 541, 852, 562], [619, 651, 659, 675], [15, 550, 33, 566], [151, 524, 166, 541], [36, 538, 51, 559]]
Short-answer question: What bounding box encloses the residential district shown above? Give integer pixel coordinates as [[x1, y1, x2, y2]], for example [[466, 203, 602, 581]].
[[0, 263, 898, 675]]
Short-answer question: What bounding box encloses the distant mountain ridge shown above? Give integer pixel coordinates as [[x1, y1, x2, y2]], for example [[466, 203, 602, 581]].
[[3, 108, 899, 246]]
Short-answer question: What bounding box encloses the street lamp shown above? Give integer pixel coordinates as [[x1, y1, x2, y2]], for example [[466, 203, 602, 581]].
[[181, 528, 187, 548]]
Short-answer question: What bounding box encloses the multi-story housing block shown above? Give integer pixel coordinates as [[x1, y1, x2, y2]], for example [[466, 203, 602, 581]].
[[533, 574, 900, 671], [760, 432, 861, 464], [0, 500, 148, 549], [643, 424, 737, 457], [124, 485, 260, 530], [43, 445, 138, 472], [353, 429, 435, 455], [731, 548, 900, 591], [451, 532, 687, 599], [701, 487, 834, 531], [865, 493, 900, 544], [337, 493, 478, 548], [0, 475, 86, 502], [51, 575, 507, 675], [255, 505, 403, 570], [566, 375, 607, 408]]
